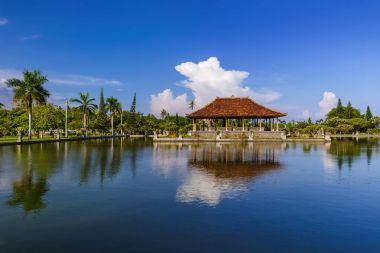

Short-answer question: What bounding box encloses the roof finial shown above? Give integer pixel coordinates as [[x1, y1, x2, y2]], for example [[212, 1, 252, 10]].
[[231, 94, 235, 98]]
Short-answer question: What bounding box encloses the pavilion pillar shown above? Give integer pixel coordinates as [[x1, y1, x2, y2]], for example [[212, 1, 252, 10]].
[[242, 118, 245, 131], [192, 118, 196, 132], [259, 119, 262, 131], [225, 118, 228, 131], [276, 117, 279, 131]]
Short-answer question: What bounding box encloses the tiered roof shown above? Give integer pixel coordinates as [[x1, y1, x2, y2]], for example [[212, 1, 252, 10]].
[[187, 96, 287, 118]]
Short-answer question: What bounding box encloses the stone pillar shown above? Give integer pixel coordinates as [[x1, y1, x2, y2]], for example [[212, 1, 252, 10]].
[[225, 118, 228, 131], [17, 130, 23, 143], [192, 118, 196, 131], [242, 118, 245, 131], [259, 119, 262, 131], [276, 118, 279, 131]]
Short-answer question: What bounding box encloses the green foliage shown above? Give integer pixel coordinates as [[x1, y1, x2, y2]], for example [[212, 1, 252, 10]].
[[365, 105, 373, 120], [99, 88, 106, 114], [335, 124, 354, 134], [33, 104, 65, 131], [130, 93, 136, 113], [5, 69, 50, 139], [327, 99, 361, 119]]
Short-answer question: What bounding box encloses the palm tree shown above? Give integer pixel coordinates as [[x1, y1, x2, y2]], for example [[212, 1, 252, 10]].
[[6, 70, 50, 140], [189, 100, 196, 111], [70, 93, 97, 136], [160, 109, 168, 120], [106, 97, 121, 136], [0, 102, 4, 109]]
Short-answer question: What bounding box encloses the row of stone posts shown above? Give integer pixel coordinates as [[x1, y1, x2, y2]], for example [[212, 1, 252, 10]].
[[192, 117, 280, 132]]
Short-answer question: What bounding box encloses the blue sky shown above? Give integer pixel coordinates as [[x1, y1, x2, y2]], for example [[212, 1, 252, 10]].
[[1, 0, 379, 119]]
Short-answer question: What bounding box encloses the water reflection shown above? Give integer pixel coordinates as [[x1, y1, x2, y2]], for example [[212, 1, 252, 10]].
[[2, 139, 147, 215], [326, 138, 380, 168], [6, 145, 57, 215], [2, 138, 380, 215], [154, 143, 284, 206]]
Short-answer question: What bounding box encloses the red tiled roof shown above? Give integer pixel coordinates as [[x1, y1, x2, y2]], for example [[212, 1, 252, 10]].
[[187, 96, 287, 118]]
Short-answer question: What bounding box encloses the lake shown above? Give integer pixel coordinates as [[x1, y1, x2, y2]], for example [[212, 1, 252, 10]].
[[0, 138, 379, 252]]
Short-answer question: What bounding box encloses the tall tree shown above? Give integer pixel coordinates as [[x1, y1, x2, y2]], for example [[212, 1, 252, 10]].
[[99, 88, 106, 114], [70, 92, 97, 136], [346, 101, 353, 118], [0, 102, 4, 109], [189, 100, 196, 111], [160, 109, 168, 120], [130, 93, 136, 113], [366, 105, 373, 120], [106, 97, 121, 136], [6, 70, 50, 140], [336, 98, 344, 116]]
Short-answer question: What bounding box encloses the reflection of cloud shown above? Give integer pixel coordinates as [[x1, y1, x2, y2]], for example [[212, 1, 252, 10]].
[[153, 143, 283, 206], [151, 144, 188, 177], [176, 169, 248, 206]]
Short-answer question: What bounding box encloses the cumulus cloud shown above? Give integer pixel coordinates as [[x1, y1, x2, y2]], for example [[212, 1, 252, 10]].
[[298, 109, 311, 119], [0, 18, 8, 26], [150, 57, 281, 116], [316, 91, 338, 118], [150, 89, 189, 116]]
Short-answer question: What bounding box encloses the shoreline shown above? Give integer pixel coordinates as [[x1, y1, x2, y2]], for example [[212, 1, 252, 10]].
[[0, 135, 143, 146]]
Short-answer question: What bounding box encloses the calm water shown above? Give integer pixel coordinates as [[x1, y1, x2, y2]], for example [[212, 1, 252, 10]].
[[0, 138, 380, 252]]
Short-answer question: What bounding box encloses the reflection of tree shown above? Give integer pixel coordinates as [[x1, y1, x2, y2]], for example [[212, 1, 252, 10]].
[[327, 138, 380, 168], [6, 144, 57, 215], [80, 143, 91, 183], [7, 175, 49, 215]]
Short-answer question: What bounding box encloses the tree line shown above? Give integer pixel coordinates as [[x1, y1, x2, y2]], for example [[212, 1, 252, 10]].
[[0, 70, 192, 139], [285, 98, 380, 136], [1, 70, 379, 140]]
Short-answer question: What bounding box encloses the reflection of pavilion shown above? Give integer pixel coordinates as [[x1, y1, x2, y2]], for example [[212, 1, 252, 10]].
[[171, 143, 284, 206]]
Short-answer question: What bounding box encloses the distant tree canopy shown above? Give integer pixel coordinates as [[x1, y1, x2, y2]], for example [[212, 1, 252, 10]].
[[326, 99, 361, 119]]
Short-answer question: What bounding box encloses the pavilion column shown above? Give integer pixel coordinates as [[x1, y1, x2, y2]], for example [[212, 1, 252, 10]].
[[192, 118, 196, 132], [259, 119, 262, 131], [276, 117, 279, 131], [225, 118, 228, 131], [271, 119, 274, 131], [242, 118, 245, 131]]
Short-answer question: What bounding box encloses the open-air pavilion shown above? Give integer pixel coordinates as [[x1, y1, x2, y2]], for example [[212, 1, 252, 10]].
[[187, 96, 287, 133]]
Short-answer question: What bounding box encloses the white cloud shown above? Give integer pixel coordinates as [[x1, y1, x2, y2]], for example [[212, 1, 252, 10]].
[[316, 91, 338, 118], [150, 89, 189, 116], [0, 69, 122, 87], [0, 69, 122, 108], [150, 57, 281, 116], [0, 18, 8, 26], [49, 74, 122, 86], [298, 109, 311, 119]]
